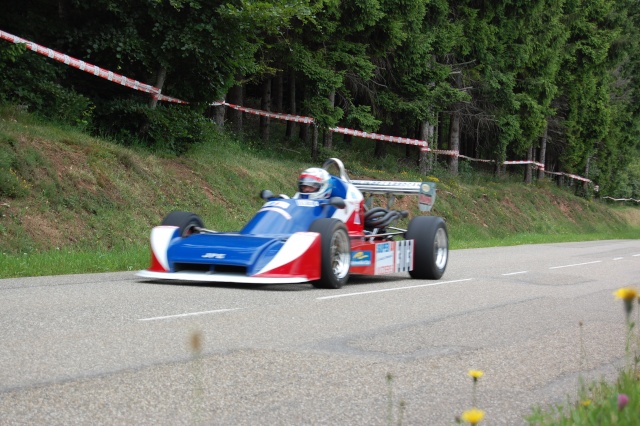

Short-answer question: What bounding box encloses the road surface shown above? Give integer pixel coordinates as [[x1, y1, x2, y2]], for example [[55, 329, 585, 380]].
[[1, 240, 639, 425]]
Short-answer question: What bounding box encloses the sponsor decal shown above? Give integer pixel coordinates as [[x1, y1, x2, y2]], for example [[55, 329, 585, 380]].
[[202, 253, 226, 259], [351, 251, 372, 266], [420, 181, 436, 212], [375, 242, 395, 274], [296, 200, 319, 207]]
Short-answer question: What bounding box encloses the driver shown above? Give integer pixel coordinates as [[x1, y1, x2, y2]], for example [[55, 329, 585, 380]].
[[295, 168, 333, 200]]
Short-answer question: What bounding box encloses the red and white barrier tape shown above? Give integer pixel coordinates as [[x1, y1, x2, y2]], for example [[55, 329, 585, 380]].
[[0, 29, 187, 104], [331, 127, 428, 148], [216, 101, 315, 124], [602, 196, 640, 202], [503, 160, 545, 169], [458, 154, 494, 163]]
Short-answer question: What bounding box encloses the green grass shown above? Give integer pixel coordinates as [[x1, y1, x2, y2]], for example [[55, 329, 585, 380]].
[[0, 247, 148, 278], [1, 103, 638, 278], [525, 290, 640, 426], [526, 368, 640, 425]]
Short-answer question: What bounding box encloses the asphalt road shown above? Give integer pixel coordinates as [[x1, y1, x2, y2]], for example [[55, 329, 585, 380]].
[[1, 239, 639, 425]]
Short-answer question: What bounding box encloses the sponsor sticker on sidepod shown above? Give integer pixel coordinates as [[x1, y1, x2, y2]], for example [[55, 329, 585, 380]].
[[351, 251, 372, 266]]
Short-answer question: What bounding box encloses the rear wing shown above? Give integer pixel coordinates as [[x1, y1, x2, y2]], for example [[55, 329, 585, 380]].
[[321, 158, 436, 212], [351, 180, 436, 212]]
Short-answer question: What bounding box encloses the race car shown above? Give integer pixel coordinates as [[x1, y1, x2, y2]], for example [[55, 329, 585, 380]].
[[136, 158, 448, 288]]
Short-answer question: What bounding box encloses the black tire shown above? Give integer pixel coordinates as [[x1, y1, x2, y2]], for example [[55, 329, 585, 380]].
[[160, 211, 204, 238], [309, 219, 351, 289], [406, 216, 448, 279]]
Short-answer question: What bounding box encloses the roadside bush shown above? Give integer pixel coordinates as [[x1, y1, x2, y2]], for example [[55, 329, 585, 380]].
[[91, 99, 210, 155], [0, 44, 93, 128]]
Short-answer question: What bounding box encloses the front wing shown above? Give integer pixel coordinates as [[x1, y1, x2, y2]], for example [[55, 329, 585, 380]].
[[136, 226, 322, 283]]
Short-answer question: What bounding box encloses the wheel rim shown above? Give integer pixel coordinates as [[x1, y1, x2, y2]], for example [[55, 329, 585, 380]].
[[330, 230, 350, 279], [182, 221, 200, 237], [433, 227, 448, 270]]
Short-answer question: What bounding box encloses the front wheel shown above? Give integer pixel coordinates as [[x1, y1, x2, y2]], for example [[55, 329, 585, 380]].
[[160, 211, 204, 238], [406, 216, 448, 279], [309, 219, 351, 289]]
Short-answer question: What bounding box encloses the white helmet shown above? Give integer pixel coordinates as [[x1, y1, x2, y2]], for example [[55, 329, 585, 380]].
[[297, 168, 332, 200]]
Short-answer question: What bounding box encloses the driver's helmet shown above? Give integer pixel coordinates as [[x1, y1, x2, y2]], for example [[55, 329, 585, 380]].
[[297, 167, 332, 200]]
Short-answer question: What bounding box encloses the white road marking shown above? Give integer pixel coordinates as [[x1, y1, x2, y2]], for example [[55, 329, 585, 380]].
[[633, 254, 640, 257], [613, 257, 624, 261], [139, 308, 240, 321], [549, 260, 602, 270], [316, 278, 473, 300], [502, 271, 528, 276]]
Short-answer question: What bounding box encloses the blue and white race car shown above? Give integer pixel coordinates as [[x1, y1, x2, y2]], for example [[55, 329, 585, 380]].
[[137, 158, 448, 288]]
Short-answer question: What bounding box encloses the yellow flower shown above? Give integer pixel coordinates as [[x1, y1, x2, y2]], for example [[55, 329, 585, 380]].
[[614, 288, 638, 301], [580, 399, 592, 407], [461, 408, 485, 425], [468, 370, 484, 380]]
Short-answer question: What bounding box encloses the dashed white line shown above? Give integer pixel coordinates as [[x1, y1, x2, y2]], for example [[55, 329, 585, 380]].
[[549, 260, 602, 270], [139, 308, 240, 321], [613, 257, 624, 261], [316, 278, 473, 300], [633, 254, 640, 257], [502, 271, 528, 276]]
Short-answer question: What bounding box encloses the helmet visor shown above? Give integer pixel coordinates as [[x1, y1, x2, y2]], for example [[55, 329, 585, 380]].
[[299, 175, 322, 193]]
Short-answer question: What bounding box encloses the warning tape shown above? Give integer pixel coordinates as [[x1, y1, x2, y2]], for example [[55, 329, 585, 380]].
[[0, 29, 187, 104], [503, 160, 545, 169], [602, 196, 640, 203], [217, 101, 315, 124], [432, 149, 460, 156], [331, 127, 427, 148], [458, 154, 494, 163]]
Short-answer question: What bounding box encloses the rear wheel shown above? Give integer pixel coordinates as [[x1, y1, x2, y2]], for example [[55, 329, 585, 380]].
[[161, 211, 204, 238], [309, 219, 351, 289], [406, 216, 448, 279]]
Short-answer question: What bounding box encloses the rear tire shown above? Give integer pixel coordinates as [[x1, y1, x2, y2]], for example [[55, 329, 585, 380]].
[[406, 216, 448, 279], [309, 219, 351, 289], [161, 211, 204, 238]]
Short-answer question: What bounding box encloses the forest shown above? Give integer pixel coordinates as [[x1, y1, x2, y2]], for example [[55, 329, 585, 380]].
[[1, 0, 639, 198]]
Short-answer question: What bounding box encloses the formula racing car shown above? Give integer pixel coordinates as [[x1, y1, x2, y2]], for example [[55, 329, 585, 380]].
[[137, 158, 448, 288]]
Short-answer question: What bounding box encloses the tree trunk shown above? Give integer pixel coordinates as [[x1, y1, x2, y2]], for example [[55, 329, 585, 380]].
[[274, 73, 283, 112], [583, 156, 591, 194], [538, 123, 548, 180], [525, 146, 533, 184], [228, 79, 243, 134], [419, 119, 435, 175], [58, 0, 68, 19], [323, 89, 335, 149], [260, 78, 271, 144], [213, 104, 225, 127], [149, 66, 167, 109], [286, 70, 296, 139], [374, 140, 386, 158], [448, 111, 460, 175], [311, 125, 319, 161]]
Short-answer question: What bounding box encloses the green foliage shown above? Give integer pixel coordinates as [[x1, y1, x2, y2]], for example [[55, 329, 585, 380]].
[[91, 100, 209, 154], [0, 45, 93, 128]]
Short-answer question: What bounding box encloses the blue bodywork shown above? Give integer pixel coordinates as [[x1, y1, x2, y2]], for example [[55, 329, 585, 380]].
[[164, 198, 336, 273]]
